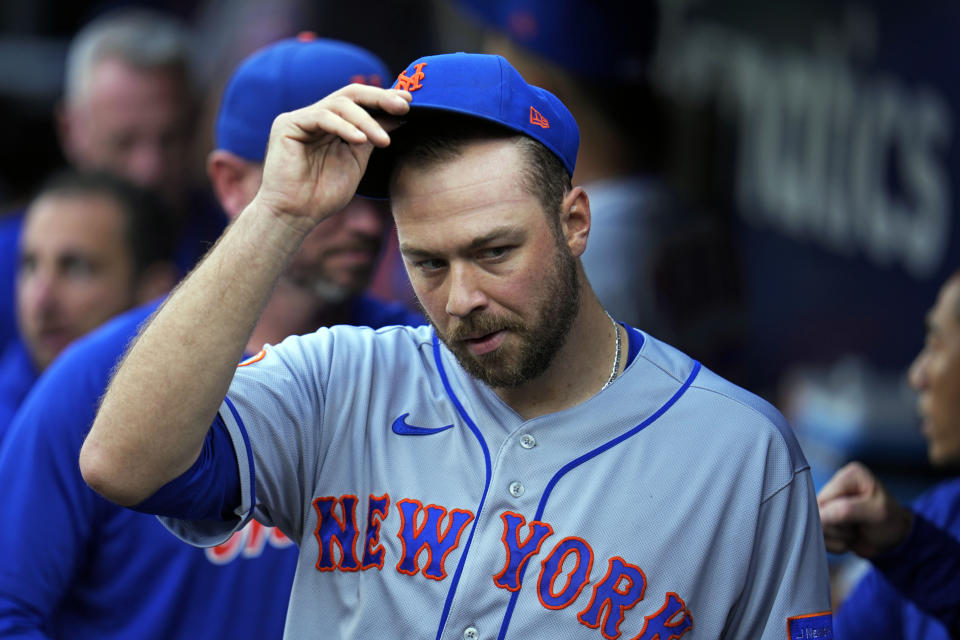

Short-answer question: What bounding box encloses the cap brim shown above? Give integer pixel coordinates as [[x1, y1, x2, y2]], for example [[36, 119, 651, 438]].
[[357, 105, 544, 200]]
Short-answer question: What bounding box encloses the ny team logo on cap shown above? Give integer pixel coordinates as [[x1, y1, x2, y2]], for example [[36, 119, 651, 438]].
[[394, 62, 427, 92]]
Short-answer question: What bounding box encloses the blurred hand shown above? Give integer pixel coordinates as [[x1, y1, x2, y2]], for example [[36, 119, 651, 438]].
[[817, 461, 914, 558], [254, 84, 411, 236]]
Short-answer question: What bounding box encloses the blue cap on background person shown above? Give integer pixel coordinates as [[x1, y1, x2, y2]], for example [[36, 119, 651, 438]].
[[215, 33, 390, 161], [454, 0, 659, 81], [358, 52, 579, 198]]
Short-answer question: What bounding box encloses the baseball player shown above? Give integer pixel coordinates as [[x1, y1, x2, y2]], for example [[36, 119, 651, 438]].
[[0, 36, 420, 639], [83, 53, 833, 638]]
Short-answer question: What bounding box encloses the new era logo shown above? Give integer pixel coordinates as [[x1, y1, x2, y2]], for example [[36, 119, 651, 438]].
[[529, 106, 549, 129]]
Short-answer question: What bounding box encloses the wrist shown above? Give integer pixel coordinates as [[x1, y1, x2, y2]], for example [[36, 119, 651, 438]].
[[871, 506, 916, 561], [234, 199, 314, 264]]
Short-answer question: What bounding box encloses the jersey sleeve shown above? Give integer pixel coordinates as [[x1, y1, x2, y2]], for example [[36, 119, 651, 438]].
[[132, 414, 241, 522], [162, 329, 338, 546], [724, 466, 835, 638]]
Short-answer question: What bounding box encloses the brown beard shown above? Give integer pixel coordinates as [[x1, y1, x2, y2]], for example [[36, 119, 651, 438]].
[[428, 239, 581, 388]]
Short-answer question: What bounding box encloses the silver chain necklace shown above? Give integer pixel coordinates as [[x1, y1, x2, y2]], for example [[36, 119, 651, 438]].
[[601, 311, 621, 391]]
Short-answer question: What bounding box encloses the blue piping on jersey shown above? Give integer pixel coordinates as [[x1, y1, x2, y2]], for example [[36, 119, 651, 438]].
[[496, 359, 703, 640], [623, 324, 644, 366], [224, 396, 257, 521], [431, 332, 494, 640]]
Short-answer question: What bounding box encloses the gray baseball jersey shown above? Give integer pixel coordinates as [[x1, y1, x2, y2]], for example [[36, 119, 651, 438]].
[[163, 323, 833, 639]]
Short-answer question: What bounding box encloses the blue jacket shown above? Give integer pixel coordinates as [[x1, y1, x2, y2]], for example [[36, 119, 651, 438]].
[[0, 337, 36, 437], [835, 477, 960, 639]]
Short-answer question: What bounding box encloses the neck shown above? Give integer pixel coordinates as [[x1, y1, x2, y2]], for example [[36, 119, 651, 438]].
[[245, 278, 353, 353], [494, 287, 620, 420]]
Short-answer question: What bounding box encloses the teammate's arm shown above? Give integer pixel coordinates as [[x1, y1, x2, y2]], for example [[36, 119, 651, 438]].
[[79, 85, 411, 506], [823, 464, 960, 634]]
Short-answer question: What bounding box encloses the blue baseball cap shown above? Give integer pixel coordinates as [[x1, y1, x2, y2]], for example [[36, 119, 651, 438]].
[[357, 52, 579, 199], [455, 0, 658, 81], [215, 33, 390, 161]]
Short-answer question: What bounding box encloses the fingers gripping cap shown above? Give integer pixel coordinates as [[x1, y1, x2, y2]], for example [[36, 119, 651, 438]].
[[357, 52, 579, 198], [215, 33, 390, 162]]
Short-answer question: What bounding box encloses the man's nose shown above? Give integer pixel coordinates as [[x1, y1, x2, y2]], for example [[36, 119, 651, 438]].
[[20, 269, 59, 317], [445, 263, 487, 318], [124, 142, 167, 191]]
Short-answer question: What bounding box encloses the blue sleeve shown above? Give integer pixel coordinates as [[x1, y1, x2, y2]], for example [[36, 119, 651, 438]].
[[834, 568, 904, 639], [871, 511, 960, 633], [0, 347, 107, 637], [132, 415, 241, 522]]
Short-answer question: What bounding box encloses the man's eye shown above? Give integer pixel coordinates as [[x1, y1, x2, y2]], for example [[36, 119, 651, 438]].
[[63, 258, 95, 277], [416, 258, 446, 272], [478, 246, 510, 260], [18, 255, 36, 276]]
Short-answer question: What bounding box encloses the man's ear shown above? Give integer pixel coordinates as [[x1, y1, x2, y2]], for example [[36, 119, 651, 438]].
[[560, 186, 591, 258], [134, 262, 178, 305], [207, 150, 258, 219]]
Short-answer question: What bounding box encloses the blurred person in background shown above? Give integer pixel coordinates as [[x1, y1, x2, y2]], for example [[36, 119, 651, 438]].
[[0, 7, 224, 356], [206, 33, 423, 353], [819, 270, 960, 638], [0, 170, 175, 432], [0, 34, 420, 639]]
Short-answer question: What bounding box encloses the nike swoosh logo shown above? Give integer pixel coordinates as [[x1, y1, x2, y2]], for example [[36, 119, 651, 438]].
[[391, 413, 454, 436]]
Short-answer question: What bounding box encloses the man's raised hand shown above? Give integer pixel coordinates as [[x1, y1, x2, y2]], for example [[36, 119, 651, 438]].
[[254, 84, 411, 236]]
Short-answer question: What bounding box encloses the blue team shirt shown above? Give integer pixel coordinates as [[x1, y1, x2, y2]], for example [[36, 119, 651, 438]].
[[835, 477, 960, 638], [0, 294, 422, 639], [348, 292, 425, 329], [0, 337, 36, 437], [0, 210, 23, 355]]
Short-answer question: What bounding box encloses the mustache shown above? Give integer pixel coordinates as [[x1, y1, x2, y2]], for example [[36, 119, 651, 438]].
[[444, 313, 525, 342]]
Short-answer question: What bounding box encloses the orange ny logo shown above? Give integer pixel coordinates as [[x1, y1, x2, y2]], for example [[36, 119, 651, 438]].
[[394, 63, 428, 92], [529, 106, 550, 129]]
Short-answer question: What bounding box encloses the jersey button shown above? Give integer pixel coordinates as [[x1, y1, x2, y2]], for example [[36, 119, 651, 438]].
[[463, 626, 479, 640], [508, 481, 525, 498], [519, 434, 536, 449]]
